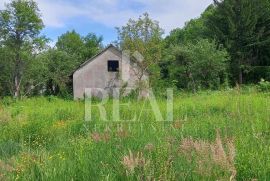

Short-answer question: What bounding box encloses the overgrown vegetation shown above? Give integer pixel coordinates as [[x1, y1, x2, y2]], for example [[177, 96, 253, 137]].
[[1, 0, 270, 97], [0, 1, 270, 179], [0, 89, 269, 180]]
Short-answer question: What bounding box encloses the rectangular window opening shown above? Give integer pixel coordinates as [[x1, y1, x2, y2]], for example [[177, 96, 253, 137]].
[[108, 60, 119, 72]]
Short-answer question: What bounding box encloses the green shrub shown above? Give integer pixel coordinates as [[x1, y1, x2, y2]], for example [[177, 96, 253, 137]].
[[257, 79, 270, 92]]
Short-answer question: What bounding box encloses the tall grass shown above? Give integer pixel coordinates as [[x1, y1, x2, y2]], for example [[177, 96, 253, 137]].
[[0, 89, 269, 180]]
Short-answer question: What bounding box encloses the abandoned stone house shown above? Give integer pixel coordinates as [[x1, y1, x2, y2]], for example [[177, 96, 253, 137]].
[[72, 44, 148, 99]]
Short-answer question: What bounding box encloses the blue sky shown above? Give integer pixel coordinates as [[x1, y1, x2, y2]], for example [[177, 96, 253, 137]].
[[0, 0, 213, 46]]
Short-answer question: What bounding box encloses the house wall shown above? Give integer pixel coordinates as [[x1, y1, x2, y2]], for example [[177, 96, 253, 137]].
[[73, 46, 148, 99]]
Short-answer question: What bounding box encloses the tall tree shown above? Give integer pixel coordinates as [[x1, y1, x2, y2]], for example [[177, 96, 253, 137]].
[[56, 30, 103, 65], [82, 33, 103, 61], [0, 0, 45, 97], [0, 46, 13, 96], [207, 0, 270, 84], [161, 6, 215, 81], [116, 13, 164, 87], [56, 30, 85, 63]]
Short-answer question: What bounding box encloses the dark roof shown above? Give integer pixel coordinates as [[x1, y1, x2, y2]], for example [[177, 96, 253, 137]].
[[72, 44, 121, 75]]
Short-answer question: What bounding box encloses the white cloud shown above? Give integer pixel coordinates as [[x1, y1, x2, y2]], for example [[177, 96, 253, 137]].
[[0, 0, 213, 33], [146, 0, 213, 31], [36, 0, 85, 27], [0, 0, 6, 9]]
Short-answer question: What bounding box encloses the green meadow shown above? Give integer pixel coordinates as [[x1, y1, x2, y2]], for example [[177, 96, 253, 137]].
[[0, 89, 269, 180]]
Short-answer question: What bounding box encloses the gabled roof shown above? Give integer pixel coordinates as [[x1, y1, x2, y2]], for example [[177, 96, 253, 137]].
[[72, 44, 121, 75]]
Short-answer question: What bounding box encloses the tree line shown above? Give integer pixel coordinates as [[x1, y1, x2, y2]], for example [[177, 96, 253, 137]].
[[1, 0, 270, 98]]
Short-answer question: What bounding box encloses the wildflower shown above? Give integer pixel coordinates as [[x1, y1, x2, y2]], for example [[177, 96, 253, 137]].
[[53, 120, 66, 129]]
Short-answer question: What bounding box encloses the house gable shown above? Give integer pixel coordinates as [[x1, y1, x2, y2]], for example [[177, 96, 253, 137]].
[[72, 44, 149, 99], [73, 45, 121, 76], [73, 45, 122, 99]]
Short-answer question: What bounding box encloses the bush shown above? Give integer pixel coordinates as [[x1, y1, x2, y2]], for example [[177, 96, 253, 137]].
[[257, 79, 270, 92], [169, 39, 229, 91]]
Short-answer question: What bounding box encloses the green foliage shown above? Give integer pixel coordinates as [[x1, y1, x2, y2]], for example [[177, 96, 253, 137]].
[[0, 5, 102, 98], [161, 6, 228, 91], [56, 30, 103, 64], [2, 0, 270, 96], [117, 13, 164, 86], [0, 0, 46, 97], [163, 5, 214, 47], [35, 49, 77, 96], [56, 30, 85, 60], [46, 30, 103, 96], [82, 33, 103, 61], [162, 0, 270, 89], [0, 47, 13, 96], [166, 39, 229, 91], [257, 79, 270, 92], [206, 0, 270, 84], [244, 66, 270, 83]]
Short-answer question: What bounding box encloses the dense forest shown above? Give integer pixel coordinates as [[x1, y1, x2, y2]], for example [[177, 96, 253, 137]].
[[1, 0, 270, 98]]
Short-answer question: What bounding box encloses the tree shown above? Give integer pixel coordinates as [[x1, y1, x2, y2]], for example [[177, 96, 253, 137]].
[[53, 30, 103, 96], [56, 30, 85, 63], [116, 13, 164, 87], [56, 30, 103, 65], [206, 0, 270, 84], [82, 33, 103, 61], [0, 46, 14, 96], [163, 5, 214, 47], [36, 49, 76, 96], [161, 6, 215, 82], [169, 39, 229, 91], [0, 0, 45, 97]]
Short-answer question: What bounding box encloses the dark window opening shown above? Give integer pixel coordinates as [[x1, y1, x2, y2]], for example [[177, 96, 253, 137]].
[[108, 60, 119, 72]]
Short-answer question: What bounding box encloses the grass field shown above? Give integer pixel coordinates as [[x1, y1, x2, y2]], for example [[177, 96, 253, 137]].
[[0, 89, 269, 180]]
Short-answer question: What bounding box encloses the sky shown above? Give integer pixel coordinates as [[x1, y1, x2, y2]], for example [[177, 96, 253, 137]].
[[0, 0, 213, 46]]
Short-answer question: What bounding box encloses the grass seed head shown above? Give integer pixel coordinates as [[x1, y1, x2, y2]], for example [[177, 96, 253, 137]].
[[121, 150, 150, 174], [179, 129, 236, 180]]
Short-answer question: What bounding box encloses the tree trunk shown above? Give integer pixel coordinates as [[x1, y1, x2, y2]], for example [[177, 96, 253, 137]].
[[238, 69, 243, 85], [14, 74, 20, 98], [14, 52, 22, 98], [237, 56, 243, 85], [13, 31, 24, 98]]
